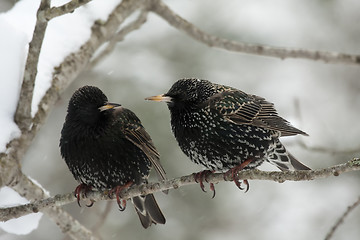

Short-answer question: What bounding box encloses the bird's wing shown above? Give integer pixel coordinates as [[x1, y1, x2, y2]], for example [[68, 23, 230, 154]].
[[124, 126, 167, 181], [208, 90, 307, 136], [114, 108, 167, 181]]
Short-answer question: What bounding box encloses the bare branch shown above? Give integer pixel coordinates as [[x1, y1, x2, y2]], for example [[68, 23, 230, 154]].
[[113, 10, 148, 41], [45, 0, 93, 20], [149, 0, 360, 65], [14, 0, 50, 131], [325, 196, 360, 240], [89, 10, 148, 68], [91, 202, 113, 235], [45, 206, 97, 240], [1, 158, 359, 222]]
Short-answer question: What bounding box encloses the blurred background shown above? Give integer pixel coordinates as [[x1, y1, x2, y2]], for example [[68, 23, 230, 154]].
[[1, 0, 360, 239]]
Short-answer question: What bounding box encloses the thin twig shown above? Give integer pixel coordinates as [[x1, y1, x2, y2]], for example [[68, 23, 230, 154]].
[[149, 0, 360, 65], [45, 0, 93, 20], [89, 10, 148, 68], [325, 196, 360, 240], [1, 158, 359, 222]]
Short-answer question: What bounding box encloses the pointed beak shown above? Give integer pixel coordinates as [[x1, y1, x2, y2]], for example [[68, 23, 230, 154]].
[[145, 94, 172, 103], [99, 102, 122, 112]]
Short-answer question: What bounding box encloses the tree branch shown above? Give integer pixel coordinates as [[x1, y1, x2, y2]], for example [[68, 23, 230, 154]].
[[89, 10, 148, 68], [149, 0, 360, 65], [44, 0, 93, 20], [325, 196, 360, 240], [14, 0, 50, 131], [1, 158, 359, 222], [14, 0, 95, 132]]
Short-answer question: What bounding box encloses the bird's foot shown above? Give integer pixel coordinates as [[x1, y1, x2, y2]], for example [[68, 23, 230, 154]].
[[74, 184, 93, 207], [224, 159, 253, 192], [194, 170, 216, 198], [109, 182, 133, 211]]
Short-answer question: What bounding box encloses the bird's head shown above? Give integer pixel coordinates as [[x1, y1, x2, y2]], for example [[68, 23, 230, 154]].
[[145, 78, 216, 109], [67, 86, 121, 126]]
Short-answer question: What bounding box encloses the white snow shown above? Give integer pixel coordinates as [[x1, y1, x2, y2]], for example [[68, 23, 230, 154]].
[[0, 16, 27, 152], [0, 187, 43, 235]]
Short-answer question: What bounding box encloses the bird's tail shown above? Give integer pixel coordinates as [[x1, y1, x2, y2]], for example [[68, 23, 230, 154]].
[[132, 194, 166, 229], [267, 140, 311, 171]]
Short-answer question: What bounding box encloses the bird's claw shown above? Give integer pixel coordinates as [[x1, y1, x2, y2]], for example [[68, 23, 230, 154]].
[[225, 159, 253, 192], [74, 184, 92, 207], [209, 182, 216, 199], [194, 171, 207, 192], [86, 199, 95, 207], [110, 182, 133, 211], [117, 199, 127, 211], [194, 170, 216, 198]]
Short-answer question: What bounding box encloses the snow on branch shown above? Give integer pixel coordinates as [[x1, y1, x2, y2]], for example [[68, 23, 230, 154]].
[[14, 0, 50, 131], [149, 0, 360, 65], [1, 158, 359, 222]]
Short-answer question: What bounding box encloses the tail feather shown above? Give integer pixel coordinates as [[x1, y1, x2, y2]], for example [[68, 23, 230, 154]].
[[267, 140, 310, 171], [288, 152, 311, 170], [132, 194, 166, 229]]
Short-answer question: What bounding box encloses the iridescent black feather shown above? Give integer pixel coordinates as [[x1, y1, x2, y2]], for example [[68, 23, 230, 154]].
[[60, 86, 166, 228], [146, 78, 310, 172]]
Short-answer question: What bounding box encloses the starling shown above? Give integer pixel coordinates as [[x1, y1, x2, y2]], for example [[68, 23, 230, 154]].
[[60, 86, 166, 228], [146, 78, 310, 191]]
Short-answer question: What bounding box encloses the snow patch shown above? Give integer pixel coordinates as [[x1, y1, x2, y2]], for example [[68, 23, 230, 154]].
[[0, 187, 43, 235]]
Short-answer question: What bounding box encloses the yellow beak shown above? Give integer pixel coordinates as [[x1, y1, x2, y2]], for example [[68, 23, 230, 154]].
[[145, 94, 172, 103], [98, 102, 121, 112]]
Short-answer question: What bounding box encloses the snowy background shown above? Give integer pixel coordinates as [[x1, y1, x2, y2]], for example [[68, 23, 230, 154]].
[[0, 0, 360, 239]]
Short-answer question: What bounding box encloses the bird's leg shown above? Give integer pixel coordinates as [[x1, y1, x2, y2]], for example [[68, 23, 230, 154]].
[[225, 159, 253, 192], [109, 182, 133, 211], [194, 170, 216, 198], [74, 183, 92, 207]]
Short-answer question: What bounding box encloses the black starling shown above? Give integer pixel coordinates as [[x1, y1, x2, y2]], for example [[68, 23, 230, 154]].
[[60, 86, 166, 228], [146, 78, 310, 191]]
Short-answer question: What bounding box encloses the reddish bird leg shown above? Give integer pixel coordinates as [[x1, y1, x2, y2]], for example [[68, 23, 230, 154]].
[[74, 184, 93, 207], [194, 170, 216, 198], [225, 159, 253, 192], [109, 182, 133, 211]]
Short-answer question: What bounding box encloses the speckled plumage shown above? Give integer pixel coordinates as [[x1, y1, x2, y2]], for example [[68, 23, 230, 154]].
[[60, 86, 166, 228], [146, 78, 310, 172]]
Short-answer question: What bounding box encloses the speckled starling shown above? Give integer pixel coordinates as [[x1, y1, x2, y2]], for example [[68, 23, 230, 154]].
[[146, 78, 310, 189], [60, 86, 166, 228]]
